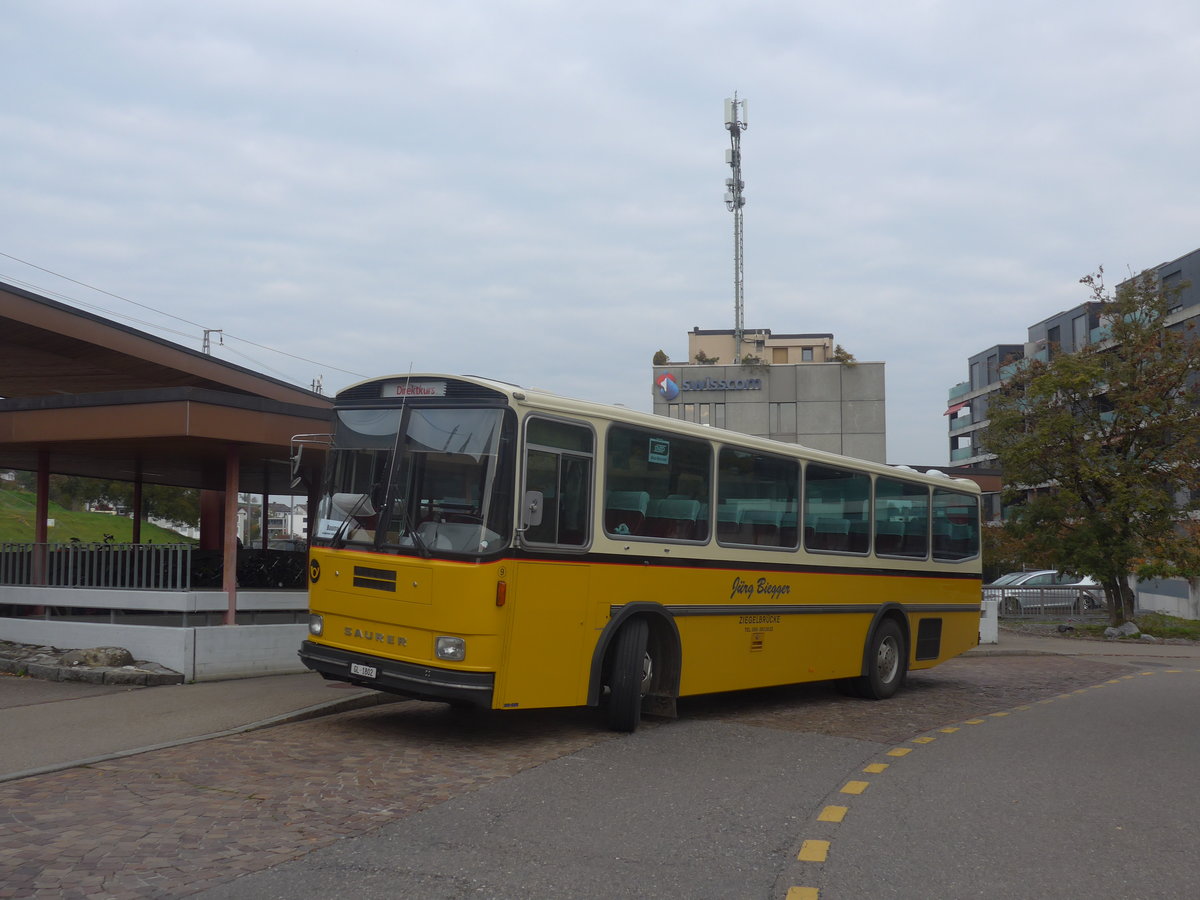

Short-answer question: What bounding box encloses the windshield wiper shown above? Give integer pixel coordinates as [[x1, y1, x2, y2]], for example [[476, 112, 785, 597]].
[[403, 502, 431, 559], [329, 489, 377, 549]]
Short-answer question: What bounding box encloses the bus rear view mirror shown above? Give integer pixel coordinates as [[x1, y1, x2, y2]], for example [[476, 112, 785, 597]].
[[522, 491, 544, 529]]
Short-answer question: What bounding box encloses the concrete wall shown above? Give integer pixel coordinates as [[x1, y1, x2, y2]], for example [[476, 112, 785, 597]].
[[0, 616, 310, 680], [1136, 578, 1200, 621], [192, 623, 309, 680], [0, 585, 311, 680]]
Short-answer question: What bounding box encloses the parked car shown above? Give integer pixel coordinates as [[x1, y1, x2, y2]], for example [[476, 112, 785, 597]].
[[984, 570, 1103, 615]]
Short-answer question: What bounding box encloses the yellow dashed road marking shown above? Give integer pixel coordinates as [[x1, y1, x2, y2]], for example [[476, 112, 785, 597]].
[[786, 887, 819, 900], [912, 736, 935, 744], [797, 839, 830, 862], [939, 726, 960, 733], [887, 747, 912, 757], [818, 805, 847, 823], [840, 780, 869, 795], [863, 763, 888, 774]]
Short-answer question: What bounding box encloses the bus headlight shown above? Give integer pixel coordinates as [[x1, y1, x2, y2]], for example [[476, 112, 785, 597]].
[[435, 636, 466, 661], [308, 614, 324, 636]]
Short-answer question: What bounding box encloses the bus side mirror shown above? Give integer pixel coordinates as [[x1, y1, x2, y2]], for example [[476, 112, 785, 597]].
[[289, 444, 305, 490], [522, 491, 544, 529]]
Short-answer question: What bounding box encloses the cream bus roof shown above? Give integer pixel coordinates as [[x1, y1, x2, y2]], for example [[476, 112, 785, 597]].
[[337, 373, 981, 495]]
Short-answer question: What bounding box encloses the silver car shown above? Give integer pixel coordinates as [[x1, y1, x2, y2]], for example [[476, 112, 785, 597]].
[[984, 570, 1103, 615]]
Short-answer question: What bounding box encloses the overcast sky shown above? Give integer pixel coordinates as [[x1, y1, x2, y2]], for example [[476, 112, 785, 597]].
[[4, 1, 1200, 464]]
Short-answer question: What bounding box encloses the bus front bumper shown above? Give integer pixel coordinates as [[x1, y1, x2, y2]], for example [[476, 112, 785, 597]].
[[298, 640, 495, 708]]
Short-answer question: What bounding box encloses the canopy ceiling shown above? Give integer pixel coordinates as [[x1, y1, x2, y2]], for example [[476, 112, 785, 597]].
[[0, 280, 333, 492]]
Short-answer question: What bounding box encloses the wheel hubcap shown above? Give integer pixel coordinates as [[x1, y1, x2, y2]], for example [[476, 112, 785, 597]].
[[877, 636, 899, 683], [640, 651, 653, 695]]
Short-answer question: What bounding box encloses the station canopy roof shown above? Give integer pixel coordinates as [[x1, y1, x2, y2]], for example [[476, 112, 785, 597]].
[[0, 279, 334, 493]]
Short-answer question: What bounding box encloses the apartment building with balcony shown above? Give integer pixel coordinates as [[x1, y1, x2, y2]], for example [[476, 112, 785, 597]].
[[946, 245, 1200, 616]]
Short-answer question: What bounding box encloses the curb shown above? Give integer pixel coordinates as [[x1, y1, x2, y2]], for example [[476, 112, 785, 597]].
[[0, 690, 404, 785]]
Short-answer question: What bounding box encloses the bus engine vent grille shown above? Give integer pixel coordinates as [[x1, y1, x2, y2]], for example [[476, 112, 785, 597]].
[[353, 566, 397, 592]]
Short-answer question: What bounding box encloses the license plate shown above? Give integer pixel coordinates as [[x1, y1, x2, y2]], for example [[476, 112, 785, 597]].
[[349, 663, 377, 679]]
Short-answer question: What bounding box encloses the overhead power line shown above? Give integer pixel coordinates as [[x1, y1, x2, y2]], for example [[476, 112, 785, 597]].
[[0, 251, 367, 380]]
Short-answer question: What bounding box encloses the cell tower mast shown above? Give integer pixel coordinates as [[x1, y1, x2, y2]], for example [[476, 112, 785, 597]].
[[724, 94, 748, 363]]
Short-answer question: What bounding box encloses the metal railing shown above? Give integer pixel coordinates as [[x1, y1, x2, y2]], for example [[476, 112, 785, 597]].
[[0, 543, 309, 591], [0, 542, 195, 590], [986, 585, 1106, 617]]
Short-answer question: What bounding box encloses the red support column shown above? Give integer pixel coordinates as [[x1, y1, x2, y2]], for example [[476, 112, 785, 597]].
[[223, 445, 240, 626], [33, 451, 49, 587], [131, 476, 143, 545]]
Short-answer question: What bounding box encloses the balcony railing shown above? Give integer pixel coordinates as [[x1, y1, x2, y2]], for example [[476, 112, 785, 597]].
[[0, 543, 307, 591]]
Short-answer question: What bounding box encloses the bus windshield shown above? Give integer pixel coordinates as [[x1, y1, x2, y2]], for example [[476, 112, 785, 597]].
[[314, 406, 514, 557]]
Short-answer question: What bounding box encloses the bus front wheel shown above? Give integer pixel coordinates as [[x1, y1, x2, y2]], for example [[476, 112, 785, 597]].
[[855, 619, 907, 701], [607, 618, 651, 732]]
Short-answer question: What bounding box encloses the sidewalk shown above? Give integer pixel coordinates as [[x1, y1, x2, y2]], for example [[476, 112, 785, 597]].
[[970, 625, 1200, 662], [0, 670, 396, 782], [2, 626, 1195, 785]]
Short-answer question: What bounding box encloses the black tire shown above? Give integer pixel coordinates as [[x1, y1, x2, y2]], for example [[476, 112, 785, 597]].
[[855, 618, 907, 701], [607, 619, 651, 732]]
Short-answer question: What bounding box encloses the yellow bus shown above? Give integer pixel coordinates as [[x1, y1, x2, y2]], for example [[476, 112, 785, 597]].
[[298, 374, 982, 731]]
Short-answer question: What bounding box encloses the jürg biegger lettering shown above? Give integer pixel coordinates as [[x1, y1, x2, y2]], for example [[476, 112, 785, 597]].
[[730, 576, 792, 602]]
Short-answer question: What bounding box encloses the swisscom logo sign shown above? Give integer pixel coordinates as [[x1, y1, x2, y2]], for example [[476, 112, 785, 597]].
[[656, 373, 762, 399], [656, 374, 680, 400]]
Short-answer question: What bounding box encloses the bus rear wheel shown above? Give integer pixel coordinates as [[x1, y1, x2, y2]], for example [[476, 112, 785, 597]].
[[854, 619, 907, 701], [607, 618, 651, 732]]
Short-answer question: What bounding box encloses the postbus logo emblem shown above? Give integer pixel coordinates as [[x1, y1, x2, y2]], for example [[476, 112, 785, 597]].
[[309, 559, 321, 583], [656, 373, 680, 400]]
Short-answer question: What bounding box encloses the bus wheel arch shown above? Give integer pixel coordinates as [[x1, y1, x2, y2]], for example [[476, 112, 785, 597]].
[[841, 607, 909, 701], [590, 604, 681, 730]]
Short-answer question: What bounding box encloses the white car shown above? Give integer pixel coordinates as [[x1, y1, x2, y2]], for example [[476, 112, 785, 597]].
[[984, 570, 1102, 615]]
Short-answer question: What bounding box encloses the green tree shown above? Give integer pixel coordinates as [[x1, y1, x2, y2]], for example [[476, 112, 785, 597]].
[[652, 349, 670, 365], [831, 343, 857, 365], [985, 268, 1200, 625]]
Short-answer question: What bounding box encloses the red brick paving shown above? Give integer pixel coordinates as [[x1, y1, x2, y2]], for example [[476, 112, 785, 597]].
[[0, 654, 1130, 898]]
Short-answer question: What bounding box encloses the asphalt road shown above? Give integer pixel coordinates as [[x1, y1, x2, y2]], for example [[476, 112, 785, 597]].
[[192, 665, 1200, 900]]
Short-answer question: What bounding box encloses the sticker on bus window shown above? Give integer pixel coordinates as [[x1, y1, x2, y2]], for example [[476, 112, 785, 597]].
[[648, 438, 670, 465]]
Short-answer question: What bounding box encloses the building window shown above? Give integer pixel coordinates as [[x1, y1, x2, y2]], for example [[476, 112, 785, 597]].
[[769, 403, 797, 434], [1072, 314, 1087, 351], [713, 403, 726, 429], [801, 347, 814, 362]]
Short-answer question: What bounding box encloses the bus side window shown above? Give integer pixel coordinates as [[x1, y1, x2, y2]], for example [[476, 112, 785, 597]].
[[605, 425, 711, 542], [804, 464, 870, 554], [932, 489, 980, 561], [716, 447, 799, 549], [523, 418, 594, 548], [874, 477, 929, 559]]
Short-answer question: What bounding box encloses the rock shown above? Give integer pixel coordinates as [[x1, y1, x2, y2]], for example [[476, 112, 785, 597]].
[[1105, 622, 1140, 639], [1141, 633, 1161, 643], [60, 647, 135, 668], [1057, 624, 1075, 633]]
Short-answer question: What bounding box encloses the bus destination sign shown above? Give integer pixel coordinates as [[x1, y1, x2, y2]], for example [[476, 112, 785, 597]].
[[381, 380, 447, 398]]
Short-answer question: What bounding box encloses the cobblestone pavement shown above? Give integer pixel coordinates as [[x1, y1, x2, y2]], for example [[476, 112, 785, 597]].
[[0, 654, 1129, 899]]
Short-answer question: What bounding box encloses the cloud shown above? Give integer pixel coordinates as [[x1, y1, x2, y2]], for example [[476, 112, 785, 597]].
[[4, 0, 1200, 463]]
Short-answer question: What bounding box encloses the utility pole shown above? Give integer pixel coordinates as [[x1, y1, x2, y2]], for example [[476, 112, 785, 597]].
[[202, 329, 223, 354], [724, 94, 748, 363]]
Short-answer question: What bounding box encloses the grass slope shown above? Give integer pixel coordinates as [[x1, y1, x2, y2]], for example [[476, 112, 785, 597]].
[[0, 489, 195, 544]]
